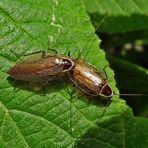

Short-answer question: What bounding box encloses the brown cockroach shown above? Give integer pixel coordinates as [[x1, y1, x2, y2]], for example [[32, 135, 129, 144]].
[[66, 14, 113, 100], [69, 59, 113, 99], [8, 51, 75, 84]]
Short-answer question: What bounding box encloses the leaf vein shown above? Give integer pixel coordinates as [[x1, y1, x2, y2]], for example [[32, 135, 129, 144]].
[[10, 109, 74, 139], [131, 0, 144, 13], [0, 6, 44, 59], [113, 0, 128, 15], [0, 102, 31, 148]]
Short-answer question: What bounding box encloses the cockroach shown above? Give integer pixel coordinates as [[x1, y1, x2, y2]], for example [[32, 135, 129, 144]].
[[69, 59, 113, 99], [8, 51, 75, 84], [66, 14, 113, 100]]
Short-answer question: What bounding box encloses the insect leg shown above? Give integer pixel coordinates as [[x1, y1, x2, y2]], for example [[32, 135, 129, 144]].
[[23, 51, 46, 57]]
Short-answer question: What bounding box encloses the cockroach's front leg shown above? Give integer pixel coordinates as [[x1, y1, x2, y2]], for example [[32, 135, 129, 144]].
[[23, 51, 46, 58]]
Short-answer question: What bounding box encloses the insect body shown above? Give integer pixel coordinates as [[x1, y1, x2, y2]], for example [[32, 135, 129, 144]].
[[8, 52, 75, 83], [69, 60, 113, 99]]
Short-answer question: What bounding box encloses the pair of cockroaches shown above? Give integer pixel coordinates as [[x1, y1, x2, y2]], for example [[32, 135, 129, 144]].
[[8, 51, 113, 99]]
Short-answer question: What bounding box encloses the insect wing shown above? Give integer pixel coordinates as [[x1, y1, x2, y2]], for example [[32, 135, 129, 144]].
[[70, 60, 105, 96], [8, 56, 63, 82]]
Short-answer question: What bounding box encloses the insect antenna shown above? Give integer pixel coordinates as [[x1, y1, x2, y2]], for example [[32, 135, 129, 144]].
[[115, 93, 148, 96], [76, 13, 108, 60]]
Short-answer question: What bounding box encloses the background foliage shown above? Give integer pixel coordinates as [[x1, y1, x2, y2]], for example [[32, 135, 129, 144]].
[[0, 0, 148, 147]]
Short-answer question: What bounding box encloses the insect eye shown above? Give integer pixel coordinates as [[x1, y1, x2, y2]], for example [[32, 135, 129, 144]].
[[62, 59, 72, 71], [100, 84, 113, 98]]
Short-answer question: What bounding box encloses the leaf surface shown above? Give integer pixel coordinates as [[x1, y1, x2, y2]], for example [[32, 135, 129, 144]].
[[84, 0, 148, 33], [108, 56, 148, 117], [125, 117, 148, 148], [1, 0, 130, 147]]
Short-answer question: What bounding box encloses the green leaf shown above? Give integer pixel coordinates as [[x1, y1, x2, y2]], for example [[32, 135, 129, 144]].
[[125, 117, 148, 148], [1, 0, 131, 147], [83, 0, 148, 33], [108, 56, 148, 117], [108, 56, 148, 94]]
